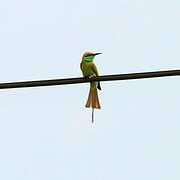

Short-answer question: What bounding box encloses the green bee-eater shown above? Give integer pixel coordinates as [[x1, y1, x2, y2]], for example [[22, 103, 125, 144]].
[[80, 52, 102, 123]]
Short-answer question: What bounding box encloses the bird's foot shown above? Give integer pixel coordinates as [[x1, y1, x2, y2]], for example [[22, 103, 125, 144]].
[[89, 75, 95, 79]]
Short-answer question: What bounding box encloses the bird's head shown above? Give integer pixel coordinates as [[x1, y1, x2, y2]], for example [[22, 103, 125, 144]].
[[82, 52, 102, 62]]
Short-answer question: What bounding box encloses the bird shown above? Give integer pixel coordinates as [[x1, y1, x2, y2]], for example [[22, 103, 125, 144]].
[[80, 52, 102, 123]]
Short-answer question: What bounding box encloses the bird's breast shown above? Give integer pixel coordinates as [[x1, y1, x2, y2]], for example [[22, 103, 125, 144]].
[[81, 62, 95, 77]]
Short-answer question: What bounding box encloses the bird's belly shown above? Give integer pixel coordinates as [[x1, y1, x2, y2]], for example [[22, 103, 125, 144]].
[[82, 66, 95, 77]]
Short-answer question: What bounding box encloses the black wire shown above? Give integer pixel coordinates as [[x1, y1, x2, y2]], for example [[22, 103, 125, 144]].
[[0, 69, 180, 90]]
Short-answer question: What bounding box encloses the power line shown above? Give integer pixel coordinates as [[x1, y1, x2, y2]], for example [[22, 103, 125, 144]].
[[0, 69, 180, 90]]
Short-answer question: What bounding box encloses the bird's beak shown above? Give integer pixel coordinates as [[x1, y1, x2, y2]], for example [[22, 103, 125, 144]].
[[94, 53, 102, 56]]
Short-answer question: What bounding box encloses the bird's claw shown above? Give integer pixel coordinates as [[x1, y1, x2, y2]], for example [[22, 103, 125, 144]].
[[89, 75, 95, 79]]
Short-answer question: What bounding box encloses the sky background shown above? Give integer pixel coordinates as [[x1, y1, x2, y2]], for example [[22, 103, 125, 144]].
[[0, 0, 180, 179]]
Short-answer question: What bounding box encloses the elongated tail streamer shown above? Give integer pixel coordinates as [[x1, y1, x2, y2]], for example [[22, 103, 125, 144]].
[[92, 108, 94, 123]]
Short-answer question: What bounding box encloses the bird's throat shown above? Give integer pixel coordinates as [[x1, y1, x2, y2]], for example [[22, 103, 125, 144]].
[[84, 55, 94, 62]]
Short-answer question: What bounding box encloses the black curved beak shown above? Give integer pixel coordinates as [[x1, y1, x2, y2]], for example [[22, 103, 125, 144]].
[[94, 53, 102, 56]]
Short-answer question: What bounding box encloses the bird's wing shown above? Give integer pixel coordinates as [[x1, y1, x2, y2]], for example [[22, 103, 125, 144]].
[[92, 63, 101, 90], [92, 63, 99, 76], [80, 62, 83, 71]]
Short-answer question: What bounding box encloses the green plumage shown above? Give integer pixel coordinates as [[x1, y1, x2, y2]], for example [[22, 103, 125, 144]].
[[80, 54, 101, 110], [80, 60, 99, 78]]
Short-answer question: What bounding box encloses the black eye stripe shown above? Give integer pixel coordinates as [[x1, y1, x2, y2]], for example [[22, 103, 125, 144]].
[[85, 54, 93, 57]]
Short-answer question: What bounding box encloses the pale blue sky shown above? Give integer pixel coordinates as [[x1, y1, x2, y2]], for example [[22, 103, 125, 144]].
[[0, 0, 180, 179]]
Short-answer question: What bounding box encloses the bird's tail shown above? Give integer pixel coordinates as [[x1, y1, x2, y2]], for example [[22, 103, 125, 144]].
[[92, 108, 94, 123], [85, 83, 101, 109]]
